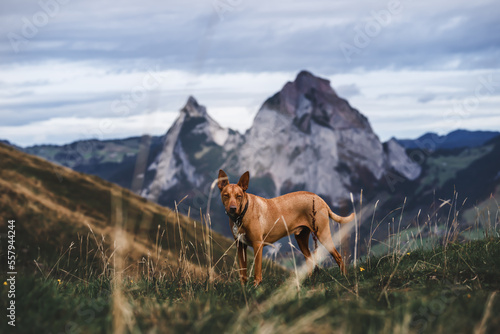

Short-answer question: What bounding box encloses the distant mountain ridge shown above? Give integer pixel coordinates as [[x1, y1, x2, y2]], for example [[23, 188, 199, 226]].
[[23, 135, 164, 190], [396, 130, 500, 151]]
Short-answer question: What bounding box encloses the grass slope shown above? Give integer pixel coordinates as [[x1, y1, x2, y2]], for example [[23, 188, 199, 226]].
[[2, 238, 498, 333], [23, 135, 164, 190], [2, 142, 499, 333], [0, 142, 236, 278]]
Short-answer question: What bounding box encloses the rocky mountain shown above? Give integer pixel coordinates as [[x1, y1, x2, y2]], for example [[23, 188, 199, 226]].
[[6, 71, 424, 236], [3, 70, 498, 252], [139, 96, 243, 221], [397, 129, 500, 151], [134, 71, 421, 235], [222, 71, 421, 207]]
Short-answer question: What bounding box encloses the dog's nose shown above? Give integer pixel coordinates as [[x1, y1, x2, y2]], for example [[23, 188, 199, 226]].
[[229, 205, 237, 213]]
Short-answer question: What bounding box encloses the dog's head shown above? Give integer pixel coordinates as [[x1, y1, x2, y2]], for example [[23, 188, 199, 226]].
[[218, 169, 249, 216]]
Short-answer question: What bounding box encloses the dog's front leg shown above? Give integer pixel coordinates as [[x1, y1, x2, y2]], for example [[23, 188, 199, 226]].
[[237, 242, 248, 284], [252, 241, 263, 286]]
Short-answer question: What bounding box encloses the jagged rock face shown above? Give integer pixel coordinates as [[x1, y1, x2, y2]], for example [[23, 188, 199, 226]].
[[384, 139, 422, 181], [227, 71, 420, 206], [141, 96, 243, 204], [266, 71, 372, 133], [141, 71, 421, 216]]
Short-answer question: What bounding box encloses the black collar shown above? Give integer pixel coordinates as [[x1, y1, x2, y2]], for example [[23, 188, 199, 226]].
[[225, 200, 249, 227]]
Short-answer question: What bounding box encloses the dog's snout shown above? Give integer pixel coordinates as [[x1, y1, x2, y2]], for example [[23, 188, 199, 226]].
[[229, 205, 237, 213]]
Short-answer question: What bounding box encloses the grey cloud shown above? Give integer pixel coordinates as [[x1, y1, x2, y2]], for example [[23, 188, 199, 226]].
[[0, 0, 498, 74], [0, 91, 161, 126], [1, 0, 499, 143], [336, 84, 362, 98], [418, 93, 436, 104]]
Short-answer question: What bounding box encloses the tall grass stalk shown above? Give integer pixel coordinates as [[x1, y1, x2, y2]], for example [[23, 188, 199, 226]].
[[350, 191, 361, 298], [396, 197, 406, 256], [367, 199, 379, 267]]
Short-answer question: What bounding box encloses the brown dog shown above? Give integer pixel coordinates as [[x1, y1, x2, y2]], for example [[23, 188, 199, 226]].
[[218, 169, 354, 285]]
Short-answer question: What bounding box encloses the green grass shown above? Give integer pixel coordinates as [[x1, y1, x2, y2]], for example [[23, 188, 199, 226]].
[[462, 184, 500, 234], [0, 142, 239, 281], [24, 138, 144, 168], [2, 142, 499, 333], [3, 238, 499, 333], [415, 145, 493, 195]]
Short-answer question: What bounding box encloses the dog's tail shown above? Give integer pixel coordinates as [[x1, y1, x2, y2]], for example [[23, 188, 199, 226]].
[[328, 210, 355, 224]]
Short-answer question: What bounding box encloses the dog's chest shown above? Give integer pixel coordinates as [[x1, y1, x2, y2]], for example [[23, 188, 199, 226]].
[[232, 224, 249, 246]]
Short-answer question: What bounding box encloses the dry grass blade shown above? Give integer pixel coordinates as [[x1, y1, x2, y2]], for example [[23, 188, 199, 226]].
[[474, 291, 497, 334], [46, 242, 75, 279], [377, 244, 411, 303]]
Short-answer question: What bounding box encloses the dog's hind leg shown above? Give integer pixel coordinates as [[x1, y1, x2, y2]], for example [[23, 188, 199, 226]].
[[294, 228, 316, 275], [315, 221, 346, 275]]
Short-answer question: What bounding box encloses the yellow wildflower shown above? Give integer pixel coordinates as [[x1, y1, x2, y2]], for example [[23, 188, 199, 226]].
[[57, 279, 62, 284], [360, 267, 365, 272], [407, 252, 411, 256], [3, 282, 7, 286]]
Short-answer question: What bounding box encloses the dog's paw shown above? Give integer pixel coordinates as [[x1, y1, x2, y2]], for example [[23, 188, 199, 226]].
[[252, 279, 262, 287]]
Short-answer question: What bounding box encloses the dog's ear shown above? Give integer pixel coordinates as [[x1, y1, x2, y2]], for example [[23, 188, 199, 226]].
[[218, 169, 229, 191], [237, 171, 250, 192]]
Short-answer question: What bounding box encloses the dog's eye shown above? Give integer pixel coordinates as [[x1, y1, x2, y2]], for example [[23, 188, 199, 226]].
[[223, 194, 229, 198], [236, 195, 242, 199]]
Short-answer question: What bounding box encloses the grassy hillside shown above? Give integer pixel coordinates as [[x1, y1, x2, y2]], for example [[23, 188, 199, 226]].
[[1, 142, 499, 333], [1, 237, 498, 333], [23, 135, 164, 189], [413, 145, 494, 195], [0, 142, 237, 279], [23, 136, 162, 167], [355, 137, 500, 259]]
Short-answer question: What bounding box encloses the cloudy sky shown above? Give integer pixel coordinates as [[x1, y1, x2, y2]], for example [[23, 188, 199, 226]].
[[1, 0, 499, 147]]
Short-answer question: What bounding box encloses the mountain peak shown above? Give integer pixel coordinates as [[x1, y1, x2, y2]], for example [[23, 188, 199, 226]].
[[260, 71, 369, 132], [181, 96, 207, 118], [293, 70, 337, 96]]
